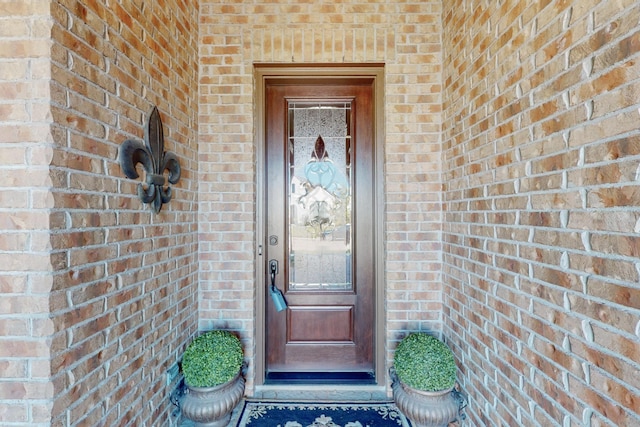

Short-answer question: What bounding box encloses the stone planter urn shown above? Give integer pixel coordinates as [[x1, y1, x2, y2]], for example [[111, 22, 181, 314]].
[[391, 332, 461, 427], [181, 372, 245, 426], [180, 330, 245, 427], [392, 376, 458, 427]]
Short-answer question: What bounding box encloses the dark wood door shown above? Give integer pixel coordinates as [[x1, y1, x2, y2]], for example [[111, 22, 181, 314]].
[[265, 80, 375, 382]]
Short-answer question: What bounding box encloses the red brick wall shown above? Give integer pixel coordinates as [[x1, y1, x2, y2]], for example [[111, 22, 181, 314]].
[[442, 0, 640, 425], [47, 0, 200, 423], [1, 0, 199, 425], [0, 1, 55, 424]]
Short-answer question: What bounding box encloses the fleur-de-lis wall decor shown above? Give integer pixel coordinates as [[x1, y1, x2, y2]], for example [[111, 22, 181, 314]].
[[118, 106, 181, 213]]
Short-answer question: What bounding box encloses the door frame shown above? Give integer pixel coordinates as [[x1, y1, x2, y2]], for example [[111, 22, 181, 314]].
[[254, 64, 386, 387]]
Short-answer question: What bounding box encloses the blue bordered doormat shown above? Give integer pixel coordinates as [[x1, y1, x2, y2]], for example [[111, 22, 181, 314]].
[[235, 401, 411, 427]]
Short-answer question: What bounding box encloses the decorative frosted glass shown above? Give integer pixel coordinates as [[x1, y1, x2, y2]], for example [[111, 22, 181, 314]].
[[288, 102, 352, 291]]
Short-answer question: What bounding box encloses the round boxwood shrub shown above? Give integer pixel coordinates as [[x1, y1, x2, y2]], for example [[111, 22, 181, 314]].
[[182, 330, 243, 388], [393, 332, 457, 392]]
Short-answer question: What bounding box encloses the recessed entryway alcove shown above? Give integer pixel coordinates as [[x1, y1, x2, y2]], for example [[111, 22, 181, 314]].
[[6, 1, 640, 425]]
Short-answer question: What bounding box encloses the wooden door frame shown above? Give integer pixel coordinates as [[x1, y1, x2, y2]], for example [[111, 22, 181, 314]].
[[254, 64, 386, 387]]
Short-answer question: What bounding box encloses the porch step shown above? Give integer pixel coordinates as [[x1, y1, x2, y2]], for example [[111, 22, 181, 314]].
[[253, 384, 390, 401]]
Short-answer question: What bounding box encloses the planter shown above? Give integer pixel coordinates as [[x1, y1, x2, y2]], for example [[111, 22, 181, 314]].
[[181, 372, 245, 427], [391, 369, 459, 427]]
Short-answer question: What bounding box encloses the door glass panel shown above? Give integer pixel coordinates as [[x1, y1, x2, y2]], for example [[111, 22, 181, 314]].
[[288, 102, 352, 291]]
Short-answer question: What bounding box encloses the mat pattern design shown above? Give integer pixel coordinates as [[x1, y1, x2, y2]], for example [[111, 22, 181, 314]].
[[236, 401, 410, 427]]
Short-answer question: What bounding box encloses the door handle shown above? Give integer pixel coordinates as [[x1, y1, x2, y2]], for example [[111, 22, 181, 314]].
[[268, 259, 287, 312]]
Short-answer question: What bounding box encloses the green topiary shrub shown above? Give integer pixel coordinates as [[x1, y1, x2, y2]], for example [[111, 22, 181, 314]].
[[393, 332, 457, 392], [182, 330, 244, 388]]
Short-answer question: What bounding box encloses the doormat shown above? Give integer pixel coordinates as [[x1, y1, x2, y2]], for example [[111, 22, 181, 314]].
[[235, 401, 411, 427]]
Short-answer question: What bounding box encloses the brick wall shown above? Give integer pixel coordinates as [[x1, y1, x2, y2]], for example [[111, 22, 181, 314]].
[[47, 0, 200, 424], [198, 0, 444, 391], [1, 0, 200, 425], [442, 0, 640, 425], [0, 0, 55, 424]]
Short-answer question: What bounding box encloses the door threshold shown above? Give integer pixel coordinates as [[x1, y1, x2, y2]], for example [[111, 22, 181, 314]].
[[265, 371, 376, 385], [253, 384, 389, 402]]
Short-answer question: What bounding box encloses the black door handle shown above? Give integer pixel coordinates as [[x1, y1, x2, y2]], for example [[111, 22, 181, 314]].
[[268, 259, 287, 312]]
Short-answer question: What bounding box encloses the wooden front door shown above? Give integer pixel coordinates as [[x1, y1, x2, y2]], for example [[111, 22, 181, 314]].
[[264, 79, 376, 383]]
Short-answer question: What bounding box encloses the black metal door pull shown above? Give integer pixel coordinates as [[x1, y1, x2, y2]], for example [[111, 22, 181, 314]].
[[269, 260, 287, 312]]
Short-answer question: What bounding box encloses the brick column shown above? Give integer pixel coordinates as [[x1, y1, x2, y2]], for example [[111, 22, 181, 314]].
[[0, 1, 55, 424]]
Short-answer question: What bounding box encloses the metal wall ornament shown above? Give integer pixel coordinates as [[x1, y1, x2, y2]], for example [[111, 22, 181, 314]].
[[118, 106, 181, 213]]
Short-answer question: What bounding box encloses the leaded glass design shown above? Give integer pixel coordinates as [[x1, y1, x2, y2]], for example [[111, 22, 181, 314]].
[[288, 102, 352, 291]]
